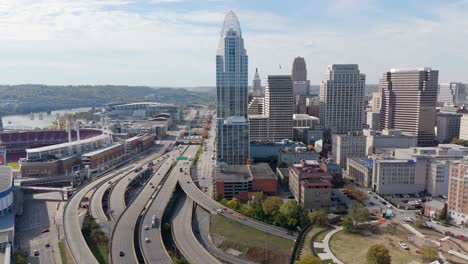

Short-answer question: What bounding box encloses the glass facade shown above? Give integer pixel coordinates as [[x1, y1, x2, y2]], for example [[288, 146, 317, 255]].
[[216, 11, 249, 164]]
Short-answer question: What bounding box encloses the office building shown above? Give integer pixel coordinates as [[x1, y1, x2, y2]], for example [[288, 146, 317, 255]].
[[248, 75, 294, 142], [438, 82, 466, 106], [366, 110, 381, 130], [306, 96, 321, 117], [436, 112, 462, 143], [320, 64, 366, 139], [252, 68, 262, 96], [363, 129, 417, 155], [248, 96, 264, 115], [294, 95, 315, 114], [380, 68, 438, 146], [289, 160, 333, 210], [448, 159, 468, 226], [346, 157, 373, 188], [460, 113, 468, 140], [265, 76, 294, 141], [293, 125, 323, 145], [216, 11, 249, 164], [292, 57, 310, 95], [332, 132, 366, 168], [369, 88, 382, 111], [293, 114, 319, 128]]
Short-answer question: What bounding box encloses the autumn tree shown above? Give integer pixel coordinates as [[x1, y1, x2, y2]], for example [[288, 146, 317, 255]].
[[366, 244, 391, 264], [309, 209, 328, 227], [348, 204, 370, 227], [226, 197, 241, 211], [262, 196, 283, 215]]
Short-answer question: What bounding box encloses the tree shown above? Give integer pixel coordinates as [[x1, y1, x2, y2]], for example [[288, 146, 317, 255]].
[[13, 251, 27, 264], [251, 193, 266, 220], [437, 208, 447, 223], [451, 138, 468, 147], [262, 196, 283, 216], [343, 216, 354, 233], [414, 219, 426, 228], [240, 204, 254, 217], [420, 245, 438, 261], [226, 197, 241, 211], [348, 204, 370, 227], [366, 244, 391, 264], [279, 200, 310, 230], [309, 209, 328, 227], [297, 255, 322, 264]]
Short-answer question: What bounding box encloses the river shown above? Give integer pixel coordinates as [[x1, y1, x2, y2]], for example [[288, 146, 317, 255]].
[[2, 107, 93, 129]]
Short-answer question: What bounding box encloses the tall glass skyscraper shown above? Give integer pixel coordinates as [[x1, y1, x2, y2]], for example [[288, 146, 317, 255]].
[[215, 11, 249, 165]]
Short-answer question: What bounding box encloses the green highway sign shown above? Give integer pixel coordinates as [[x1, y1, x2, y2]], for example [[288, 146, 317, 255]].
[[177, 156, 188, 161]]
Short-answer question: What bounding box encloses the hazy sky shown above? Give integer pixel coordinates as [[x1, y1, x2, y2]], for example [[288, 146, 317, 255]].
[[1, 0, 467, 86]]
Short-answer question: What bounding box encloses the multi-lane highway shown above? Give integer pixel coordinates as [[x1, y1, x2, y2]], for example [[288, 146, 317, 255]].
[[110, 146, 188, 264], [172, 195, 221, 264], [89, 167, 133, 234], [64, 142, 171, 264], [140, 144, 199, 264], [108, 142, 171, 220]]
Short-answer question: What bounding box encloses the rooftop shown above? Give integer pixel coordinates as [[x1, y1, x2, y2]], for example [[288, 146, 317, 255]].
[[214, 163, 275, 182], [301, 178, 332, 187], [0, 166, 12, 193], [26, 134, 110, 154], [82, 143, 123, 157], [425, 200, 445, 210]]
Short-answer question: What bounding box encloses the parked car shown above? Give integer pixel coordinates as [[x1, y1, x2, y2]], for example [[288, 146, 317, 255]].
[[456, 234, 467, 241], [399, 242, 409, 250], [444, 231, 454, 237], [404, 217, 414, 223], [119, 251, 125, 257], [33, 250, 40, 256]]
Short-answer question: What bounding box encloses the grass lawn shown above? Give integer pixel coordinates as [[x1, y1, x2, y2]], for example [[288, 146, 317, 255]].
[[329, 225, 420, 264], [298, 226, 327, 259], [314, 229, 332, 243], [7, 162, 19, 169], [82, 216, 109, 264], [314, 247, 325, 254], [322, 259, 336, 264], [58, 240, 73, 264], [210, 214, 294, 264]]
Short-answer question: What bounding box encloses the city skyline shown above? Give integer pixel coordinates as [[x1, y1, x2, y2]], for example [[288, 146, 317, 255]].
[[1, 0, 467, 86]]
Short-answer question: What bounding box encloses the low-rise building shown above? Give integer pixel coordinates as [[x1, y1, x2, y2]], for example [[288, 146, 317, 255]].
[[372, 158, 425, 195], [289, 160, 333, 210], [424, 200, 446, 218], [460, 113, 468, 141], [346, 157, 373, 188], [214, 163, 277, 200], [448, 159, 468, 226], [277, 146, 319, 167], [332, 132, 366, 168], [364, 129, 418, 155], [293, 124, 323, 145]]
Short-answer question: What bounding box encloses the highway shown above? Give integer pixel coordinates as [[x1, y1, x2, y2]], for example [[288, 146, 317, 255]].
[[110, 146, 188, 264], [140, 144, 199, 264], [64, 167, 133, 264], [172, 195, 221, 264], [64, 141, 171, 264], [108, 142, 171, 220], [89, 167, 133, 235]]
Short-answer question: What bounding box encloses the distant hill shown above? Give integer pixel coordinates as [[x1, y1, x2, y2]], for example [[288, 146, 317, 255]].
[[0, 85, 214, 115]]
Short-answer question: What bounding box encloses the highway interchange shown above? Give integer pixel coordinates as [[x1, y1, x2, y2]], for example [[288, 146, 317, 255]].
[[62, 110, 298, 264]]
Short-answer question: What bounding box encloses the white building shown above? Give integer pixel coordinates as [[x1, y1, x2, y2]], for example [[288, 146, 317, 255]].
[[369, 88, 382, 111], [372, 144, 468, 196], [293, 114, 319, 128], [364, 129, 418, 155], [320, 64, 365, 135], [436, 112, 462, 143], [332, 132, 366, 168], [460, 113, 468, 141]]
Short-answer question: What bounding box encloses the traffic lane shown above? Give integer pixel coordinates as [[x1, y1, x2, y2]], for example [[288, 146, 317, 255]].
[[111, 148, 186, 264], [172, 195, 221, 264], [111, 160, 174, 264]]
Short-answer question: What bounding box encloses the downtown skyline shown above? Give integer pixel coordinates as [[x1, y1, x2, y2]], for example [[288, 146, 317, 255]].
[[0, 0, 467, 86]]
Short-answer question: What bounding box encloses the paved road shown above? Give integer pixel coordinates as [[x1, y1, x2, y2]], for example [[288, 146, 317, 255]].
[[172, 195, 221, 264], [193, 204, 256, 264], [179, 164, 297, 240], [64, 167, 132, 264], [110, 146, 187, 264], [108, 142, 171, 220], [194, 112, 216, 198], [89, 167, 133, 235], [140, 145, 199, 264]]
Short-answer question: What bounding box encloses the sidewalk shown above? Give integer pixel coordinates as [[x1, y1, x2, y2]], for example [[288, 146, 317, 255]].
[[402, 223, 425, 238], [314, 226, 344, 264]]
